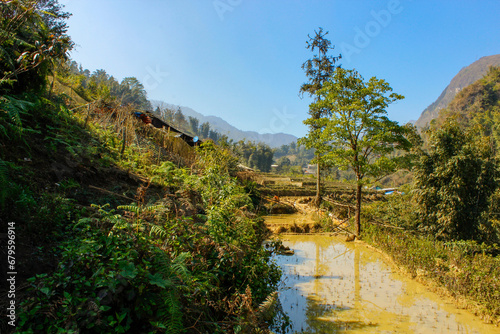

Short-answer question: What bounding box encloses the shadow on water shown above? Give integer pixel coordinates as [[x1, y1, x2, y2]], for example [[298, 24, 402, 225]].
[[268, 214, 499, 334], [296, 296, 377, 334]]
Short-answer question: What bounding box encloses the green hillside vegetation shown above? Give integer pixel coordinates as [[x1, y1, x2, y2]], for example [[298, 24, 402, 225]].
[[2, 1, 500, 331], [273, 142, 315, 174], [434, 66, 500, 149], [415, 54, 500, 128], [359, 67, 500, 324], [1, 96, 283, 333], [1, 2, 283, 333]]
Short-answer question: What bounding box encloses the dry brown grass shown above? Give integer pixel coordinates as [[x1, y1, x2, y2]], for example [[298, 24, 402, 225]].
[[83, 103, 196, 167]]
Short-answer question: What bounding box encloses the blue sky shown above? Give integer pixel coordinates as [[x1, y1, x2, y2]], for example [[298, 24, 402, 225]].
[[60, 0, 500, 138]]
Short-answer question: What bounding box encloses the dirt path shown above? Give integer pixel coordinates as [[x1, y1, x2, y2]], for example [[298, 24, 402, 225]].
[[277, 196, 316, 214]]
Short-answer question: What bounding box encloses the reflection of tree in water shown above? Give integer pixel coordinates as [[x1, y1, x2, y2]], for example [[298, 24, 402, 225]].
[[269, 299, 292, 334], [290, 247, 376, 334], [300, 295, 339, 333], [295, 296, 375, 333]]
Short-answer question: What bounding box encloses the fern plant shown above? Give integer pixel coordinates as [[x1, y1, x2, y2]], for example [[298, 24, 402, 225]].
[[145, 250, 192, 333], [117, 203, 165, 233], [0, 95, 33, 139]]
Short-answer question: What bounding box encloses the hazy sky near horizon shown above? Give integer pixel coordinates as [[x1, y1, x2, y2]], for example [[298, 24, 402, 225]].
[[60, 0, 500, 138]]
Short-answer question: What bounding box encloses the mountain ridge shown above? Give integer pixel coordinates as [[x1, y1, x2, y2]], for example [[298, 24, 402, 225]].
[[150, 100, 297, 147], [415, 54, 500, 128]]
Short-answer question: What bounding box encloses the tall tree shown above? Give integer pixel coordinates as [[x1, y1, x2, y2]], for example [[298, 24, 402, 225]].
[[162, 108, 175, 122], [119, 77, 151, 110], [188, 116, 200, 136], [200, 122, 210, 139], [208, 129, 219, 142], [36, 0, 71, 34], [299, 28, 341, 206], [256, 143, 274, 172], [173, 107, 187, 127], [310, 68, 412, 237]]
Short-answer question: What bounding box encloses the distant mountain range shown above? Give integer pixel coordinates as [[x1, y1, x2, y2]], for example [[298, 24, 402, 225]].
[[150, 100, 297, 148], [415, 54, 500, 128], [151, 53, 500, 147]]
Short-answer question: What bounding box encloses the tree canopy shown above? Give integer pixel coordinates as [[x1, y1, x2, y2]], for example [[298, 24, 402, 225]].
[[308, 67, 412, 236], [299, 27, 341, 204], [0, 0, 73, 93], [414, 120, 498, 240]]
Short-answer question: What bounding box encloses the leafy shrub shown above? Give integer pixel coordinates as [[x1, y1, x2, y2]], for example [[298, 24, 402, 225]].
[[0, 95, 34, 139], [185, 142, 282, 313], [413, 120, 498, 240], [19, 227, 190, 333]]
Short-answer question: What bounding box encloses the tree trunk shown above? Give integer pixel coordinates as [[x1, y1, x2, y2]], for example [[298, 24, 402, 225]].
[[355, 183, 362, 237], [315, 155, 321, 207]]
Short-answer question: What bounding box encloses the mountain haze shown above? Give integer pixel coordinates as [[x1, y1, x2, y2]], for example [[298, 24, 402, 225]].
[[415, 54, 500, 128], [151, 100, 297, 147]]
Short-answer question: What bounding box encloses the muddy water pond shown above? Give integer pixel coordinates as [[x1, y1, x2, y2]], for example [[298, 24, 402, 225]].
[[266, 214, 499, 334]]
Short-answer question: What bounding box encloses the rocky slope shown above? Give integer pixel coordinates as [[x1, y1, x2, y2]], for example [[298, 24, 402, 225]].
[[415, 54, 500, 128]]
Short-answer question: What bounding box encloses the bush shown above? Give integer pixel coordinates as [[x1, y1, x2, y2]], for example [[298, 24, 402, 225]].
[[19, 228, 189, 333], [413, 121, 498, 240]]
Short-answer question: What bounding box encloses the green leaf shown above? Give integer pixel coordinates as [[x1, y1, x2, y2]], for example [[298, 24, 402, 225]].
[[148, 273, 172, 289], [119, 262, 138, 279], [116, 311, 127, 324]]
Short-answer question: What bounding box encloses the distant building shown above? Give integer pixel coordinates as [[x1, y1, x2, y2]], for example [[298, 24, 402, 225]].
[[302, 164, 317, 175]]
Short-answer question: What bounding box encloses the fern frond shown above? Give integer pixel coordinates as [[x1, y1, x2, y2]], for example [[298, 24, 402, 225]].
[[256, 292, 278, 322], [152, 250, 173, 281], [74, 217, 93, 229], [149, 224, 167, 238], [143, 204, 165, 213], [117, 204, 141, 215], [0, 95, 33, 138], [171, 252, 191, 282], [158, 290, 184, 334]]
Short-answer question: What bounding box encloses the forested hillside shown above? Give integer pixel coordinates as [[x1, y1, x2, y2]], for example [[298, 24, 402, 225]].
[[0, 2, 283, 332], [49, 62, 280, 173], [434, 66, 500, 147], [415, 54, 500, 128]]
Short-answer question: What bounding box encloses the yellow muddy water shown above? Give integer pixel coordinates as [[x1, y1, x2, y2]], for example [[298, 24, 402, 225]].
[[266, 214, 499, 334]]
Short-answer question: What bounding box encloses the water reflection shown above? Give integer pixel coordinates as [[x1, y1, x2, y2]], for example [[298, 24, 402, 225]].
[[273, 233, 498, 334]]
